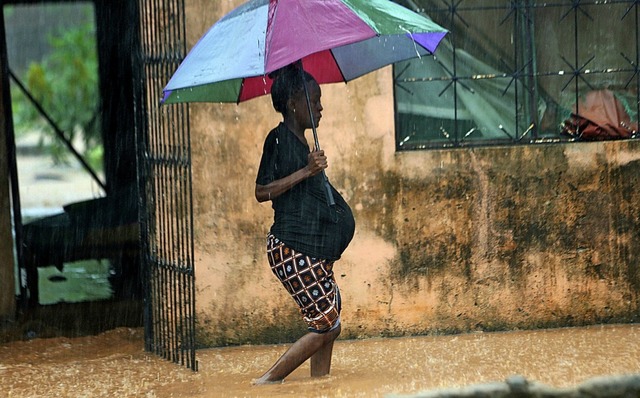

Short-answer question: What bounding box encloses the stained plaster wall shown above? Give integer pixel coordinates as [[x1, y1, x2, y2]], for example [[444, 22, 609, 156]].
[[185, 1, 640, 347]]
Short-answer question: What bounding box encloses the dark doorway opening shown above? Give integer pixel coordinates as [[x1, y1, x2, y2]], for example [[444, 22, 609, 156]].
[[2, 0, 143, 329]]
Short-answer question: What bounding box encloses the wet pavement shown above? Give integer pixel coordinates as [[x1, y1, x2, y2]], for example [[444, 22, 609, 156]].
[[2, 323, 640, 397]]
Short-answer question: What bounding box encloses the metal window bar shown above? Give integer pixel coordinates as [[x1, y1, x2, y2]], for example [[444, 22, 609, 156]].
[[395, 0, 640, 150], [135, 0, 197, 371], [8, 69, 106, 192]]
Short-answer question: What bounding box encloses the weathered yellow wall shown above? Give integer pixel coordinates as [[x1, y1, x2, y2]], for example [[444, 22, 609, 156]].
[[186, 0, 640, 346]]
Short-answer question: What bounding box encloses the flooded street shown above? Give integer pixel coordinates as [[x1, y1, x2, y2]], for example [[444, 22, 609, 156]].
[[2, 323, 640, 397]]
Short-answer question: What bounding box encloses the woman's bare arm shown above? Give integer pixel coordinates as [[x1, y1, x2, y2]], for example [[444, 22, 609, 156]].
[[255, 150, 327, 202]]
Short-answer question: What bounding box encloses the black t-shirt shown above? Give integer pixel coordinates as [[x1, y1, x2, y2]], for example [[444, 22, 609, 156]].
[[256, 123, 355, 261]]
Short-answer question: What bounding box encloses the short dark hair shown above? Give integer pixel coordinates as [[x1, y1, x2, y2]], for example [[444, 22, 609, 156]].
[[269, 64, 316, 115]]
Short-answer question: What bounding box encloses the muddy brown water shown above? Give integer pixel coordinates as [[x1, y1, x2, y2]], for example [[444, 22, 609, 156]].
[[2, 324, 639, 397]]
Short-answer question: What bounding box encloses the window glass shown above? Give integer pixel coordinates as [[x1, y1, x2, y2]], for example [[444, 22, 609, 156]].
[[394, 0, 640, 149], [5, 2, 103, 216], [4, 2, 110, 304]]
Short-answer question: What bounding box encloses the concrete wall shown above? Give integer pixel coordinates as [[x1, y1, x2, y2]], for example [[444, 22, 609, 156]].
[[185, 0, 640, 346]]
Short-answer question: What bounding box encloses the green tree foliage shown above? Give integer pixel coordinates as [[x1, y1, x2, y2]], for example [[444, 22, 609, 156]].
[[14, 21, 101, 169]]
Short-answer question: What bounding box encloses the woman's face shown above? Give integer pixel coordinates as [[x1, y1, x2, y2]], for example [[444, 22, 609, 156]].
[[290, 80, 323, 129]]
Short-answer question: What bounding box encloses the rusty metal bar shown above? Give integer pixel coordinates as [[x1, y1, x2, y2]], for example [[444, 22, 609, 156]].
[[136, 0, 197, 371]]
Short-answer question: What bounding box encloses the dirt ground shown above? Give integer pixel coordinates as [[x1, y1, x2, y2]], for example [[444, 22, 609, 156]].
[[2, 323, 640, 398]]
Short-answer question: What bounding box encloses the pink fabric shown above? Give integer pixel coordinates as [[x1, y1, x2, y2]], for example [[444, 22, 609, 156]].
[[574, 89, 637, 132], [265, 0, 375, 73], [562, 89, 637, 140]]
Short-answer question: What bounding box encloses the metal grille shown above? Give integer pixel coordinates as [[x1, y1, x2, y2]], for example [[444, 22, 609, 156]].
[[136, 0, 197, 371], [394, 0, 640, 149]]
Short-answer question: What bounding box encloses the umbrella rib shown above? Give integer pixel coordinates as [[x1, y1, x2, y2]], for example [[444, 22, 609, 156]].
[[264, 0, 279, 73], [329, 49, 347, 83]]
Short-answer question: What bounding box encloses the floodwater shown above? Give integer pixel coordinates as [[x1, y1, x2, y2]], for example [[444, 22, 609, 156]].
[[2, 324, 640, 397]]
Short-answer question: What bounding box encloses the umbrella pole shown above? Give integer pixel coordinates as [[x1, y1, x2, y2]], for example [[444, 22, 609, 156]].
[[301, 67, 335, 207]]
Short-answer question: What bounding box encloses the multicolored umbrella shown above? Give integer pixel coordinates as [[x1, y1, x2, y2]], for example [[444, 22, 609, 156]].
[[162, 0, 448, 104]]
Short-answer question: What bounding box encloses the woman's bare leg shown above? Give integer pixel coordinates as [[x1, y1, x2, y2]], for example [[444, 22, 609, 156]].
[[310, 328, 338, 377], [254, 324, 341, 384]]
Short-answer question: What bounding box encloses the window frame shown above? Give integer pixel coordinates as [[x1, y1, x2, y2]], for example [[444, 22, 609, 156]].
[[393, 0, 640, 151]]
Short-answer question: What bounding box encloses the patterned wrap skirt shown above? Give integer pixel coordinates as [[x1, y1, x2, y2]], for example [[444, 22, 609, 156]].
[[266, 233, 341, 333]]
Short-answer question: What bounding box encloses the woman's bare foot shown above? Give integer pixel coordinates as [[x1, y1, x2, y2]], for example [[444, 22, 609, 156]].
[[252, 376, 284, 385]]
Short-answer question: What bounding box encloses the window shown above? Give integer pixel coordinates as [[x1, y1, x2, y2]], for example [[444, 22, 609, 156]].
[[394, 1, 640, 150], [5, 2, 111, 305], [4, 2, 103, 215], [5, 2, 103, 215]]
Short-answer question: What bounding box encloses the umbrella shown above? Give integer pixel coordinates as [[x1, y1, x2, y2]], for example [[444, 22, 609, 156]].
[[161, 0, 448, 204], [162, 0, 448, 104]]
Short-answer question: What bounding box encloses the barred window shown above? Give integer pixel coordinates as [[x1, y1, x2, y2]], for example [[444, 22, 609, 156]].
[[394, 0, 640, 150]]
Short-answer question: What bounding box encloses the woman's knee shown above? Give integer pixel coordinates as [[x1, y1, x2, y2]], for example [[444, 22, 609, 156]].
[[311, 322, 341, 343], [325, 323, 341, 341]]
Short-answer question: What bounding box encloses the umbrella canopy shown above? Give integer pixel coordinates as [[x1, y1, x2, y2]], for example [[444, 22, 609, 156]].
[[162, 0, 447, 104]]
